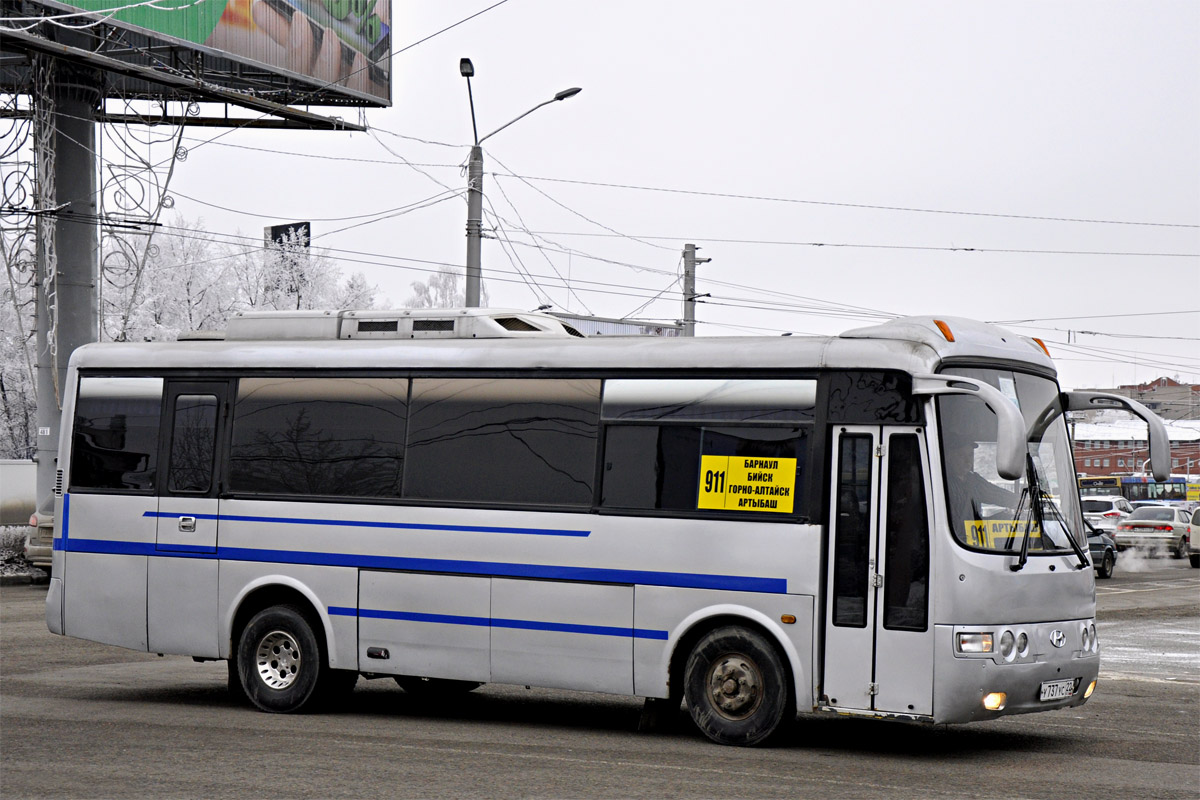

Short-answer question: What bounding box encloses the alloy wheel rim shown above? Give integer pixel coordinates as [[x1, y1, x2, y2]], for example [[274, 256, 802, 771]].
[[255, 629, 302, 690]]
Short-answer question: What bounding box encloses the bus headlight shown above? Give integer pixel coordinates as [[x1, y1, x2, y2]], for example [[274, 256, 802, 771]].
[[1017, 632, 1029, 657], [1084, 679, 1097, 699], [999, 630, 1016, 661], [1082, 623, 1098, 653], [957, 632, 993, 654]]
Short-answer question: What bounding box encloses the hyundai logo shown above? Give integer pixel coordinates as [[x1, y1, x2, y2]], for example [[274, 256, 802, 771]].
[[1050, 630, 1066, 648]]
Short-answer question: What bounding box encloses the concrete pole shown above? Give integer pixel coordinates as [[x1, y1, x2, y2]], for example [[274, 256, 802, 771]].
[[682, 244, 697, 337], [464, 145, 483, 308], [34, 59, 101, 520], [682, 243, 710, 337]]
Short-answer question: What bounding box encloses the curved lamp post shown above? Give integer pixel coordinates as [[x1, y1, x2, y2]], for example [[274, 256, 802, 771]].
[[460, 58, 581, 307]]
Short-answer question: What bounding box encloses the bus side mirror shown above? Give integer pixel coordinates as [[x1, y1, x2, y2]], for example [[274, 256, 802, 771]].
[[1063, 392, 1170, 482], [912, 374, 1026, 481]]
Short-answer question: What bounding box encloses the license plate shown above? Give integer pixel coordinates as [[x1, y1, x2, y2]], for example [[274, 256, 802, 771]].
[[1039, 678, 1077, 701]]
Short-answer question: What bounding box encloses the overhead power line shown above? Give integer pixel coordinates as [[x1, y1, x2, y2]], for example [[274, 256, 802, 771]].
[[492, 173, 1200, 229], [992, 310, 1200, 324]]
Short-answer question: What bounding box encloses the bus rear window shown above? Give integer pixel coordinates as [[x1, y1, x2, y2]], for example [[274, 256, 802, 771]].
[[69, 376, 164, 493]]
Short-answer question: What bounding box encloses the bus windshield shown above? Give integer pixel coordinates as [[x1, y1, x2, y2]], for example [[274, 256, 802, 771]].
[[938, 368, 1084, 555]]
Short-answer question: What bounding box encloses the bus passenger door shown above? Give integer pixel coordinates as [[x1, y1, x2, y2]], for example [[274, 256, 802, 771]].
[[149, 382, 227, 657], [823, 426, 934, 717]]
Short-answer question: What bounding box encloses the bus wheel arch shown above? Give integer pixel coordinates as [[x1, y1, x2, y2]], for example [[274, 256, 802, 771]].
[[668, 613, 799, 746], [228, 582, 325, 662], [228, 583, 355, 712]]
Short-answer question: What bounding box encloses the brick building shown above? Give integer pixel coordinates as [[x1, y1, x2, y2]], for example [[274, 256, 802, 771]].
[[1071, 420, 1200, 477], [1087, 377, 1200, 422]]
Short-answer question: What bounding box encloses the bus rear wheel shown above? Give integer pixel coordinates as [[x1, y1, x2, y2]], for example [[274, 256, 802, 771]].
[[684, 626, 792, 746], [238, 605, 331, 713]]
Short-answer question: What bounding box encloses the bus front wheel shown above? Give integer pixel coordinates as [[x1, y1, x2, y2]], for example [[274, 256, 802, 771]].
[[684, 626, 792, 746], [238, 605, 328, 713]]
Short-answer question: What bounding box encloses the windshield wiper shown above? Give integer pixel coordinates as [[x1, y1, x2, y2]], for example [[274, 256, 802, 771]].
[[1011, 452, 1089, 571], [1040, 482, 1091, 570], [1010, 454, 1039, 572]]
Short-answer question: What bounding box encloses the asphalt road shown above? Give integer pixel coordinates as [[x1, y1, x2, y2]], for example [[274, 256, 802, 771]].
[[2, 560, 1197, 800]]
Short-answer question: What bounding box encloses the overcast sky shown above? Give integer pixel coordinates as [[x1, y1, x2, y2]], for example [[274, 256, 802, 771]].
[[161, 0, 1199, 391]]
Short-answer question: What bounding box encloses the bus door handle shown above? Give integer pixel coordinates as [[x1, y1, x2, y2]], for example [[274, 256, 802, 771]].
[[178, 516, 197, 533]]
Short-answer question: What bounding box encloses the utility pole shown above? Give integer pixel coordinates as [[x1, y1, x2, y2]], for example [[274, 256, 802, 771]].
[[464, 144, 484, 308], [682, 243, 710, 337], [34, 51, 101, 529]]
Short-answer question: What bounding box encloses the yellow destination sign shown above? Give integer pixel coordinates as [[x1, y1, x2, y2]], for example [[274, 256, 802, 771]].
[[964, 519, 1042, 549], [697, 455, 796, 513]]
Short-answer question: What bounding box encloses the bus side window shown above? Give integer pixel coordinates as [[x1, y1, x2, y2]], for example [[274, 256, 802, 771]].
[[882, 434, 929, 632], [404, 378, 601, 507], [600, 424, 808, 516], [832, 434, 872, 627], [229, 377, 408, 499], [70, 377, 164, 494], [167, 395, 218, 494]]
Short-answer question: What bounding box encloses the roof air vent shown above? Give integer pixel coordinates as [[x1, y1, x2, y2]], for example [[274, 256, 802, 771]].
[[495, 317, 542, 333], [413, 319, 455, 332], [357, 320, 399, 333]]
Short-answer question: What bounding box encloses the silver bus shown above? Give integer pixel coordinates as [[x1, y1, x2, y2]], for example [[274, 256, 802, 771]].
[[45, 309, 1170, 746]]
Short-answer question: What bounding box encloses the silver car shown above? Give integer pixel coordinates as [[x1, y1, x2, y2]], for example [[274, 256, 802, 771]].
[[1190, 508, 1200, 568], [1115, 506, 1195, 558], [1081, 495, 1133, 534]]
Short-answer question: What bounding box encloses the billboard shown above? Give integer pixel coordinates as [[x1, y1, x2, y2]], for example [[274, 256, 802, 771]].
[[265, 221, 311, 246], [51, 0, 390, 104]]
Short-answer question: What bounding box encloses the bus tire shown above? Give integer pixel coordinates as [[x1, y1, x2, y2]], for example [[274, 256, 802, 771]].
[[1190, 553, 1200, 568], [684, 626, 792, 746], [238, 605, 327, 713], [394, 676, 482, 695]]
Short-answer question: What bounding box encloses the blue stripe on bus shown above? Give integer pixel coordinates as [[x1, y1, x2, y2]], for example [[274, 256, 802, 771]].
[[328, 605, 669, 641], [59, 538, 787, 594], [53, 493, 70, 551], [142, 511, 590, 538]]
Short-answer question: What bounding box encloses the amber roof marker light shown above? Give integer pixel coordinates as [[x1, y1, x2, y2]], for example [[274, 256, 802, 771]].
[[933, 319, 955, 342]]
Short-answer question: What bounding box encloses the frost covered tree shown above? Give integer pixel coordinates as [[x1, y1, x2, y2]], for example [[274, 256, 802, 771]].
[[0, 215, 378, 456], [102, 217, 379, 337], [229, 227, 376, 313], [0, 215, 37, 458], [404, 267, 487, 308], [104, 217, 241, 342]]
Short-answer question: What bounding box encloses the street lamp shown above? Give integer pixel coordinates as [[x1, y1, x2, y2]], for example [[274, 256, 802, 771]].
[[460, 58, 581, 307]]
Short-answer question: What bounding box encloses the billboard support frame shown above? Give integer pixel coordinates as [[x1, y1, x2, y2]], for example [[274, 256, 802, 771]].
[[3, 25, 366, 131]]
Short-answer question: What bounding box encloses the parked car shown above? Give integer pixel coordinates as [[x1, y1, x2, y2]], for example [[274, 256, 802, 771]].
[[1115, 506, 1194, 558], [1190, 508, 1200, 569], [1081, 495, 1133, 533], [1085, 522, 1118, 579]]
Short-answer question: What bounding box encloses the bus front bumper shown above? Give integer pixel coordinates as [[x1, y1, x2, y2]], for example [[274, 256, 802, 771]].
[[933, 622, 1100, 724]]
